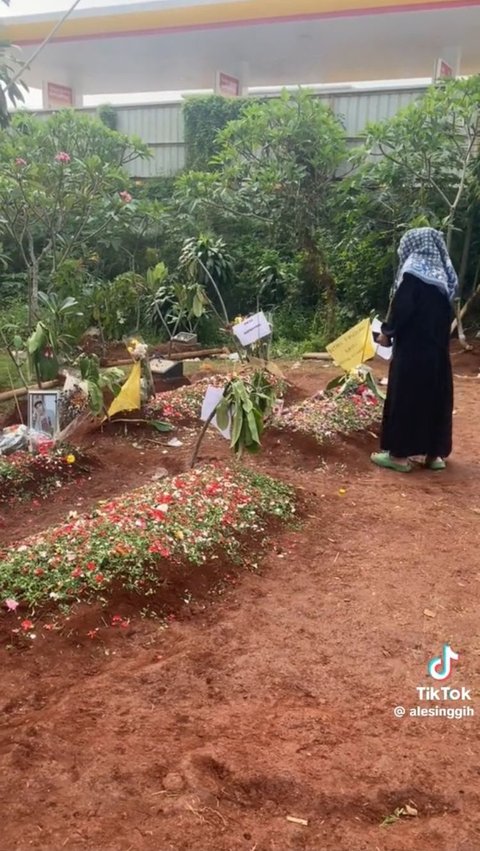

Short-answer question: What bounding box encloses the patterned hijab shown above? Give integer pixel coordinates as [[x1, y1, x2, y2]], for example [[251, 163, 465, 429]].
[[395, 227, 458, 302]]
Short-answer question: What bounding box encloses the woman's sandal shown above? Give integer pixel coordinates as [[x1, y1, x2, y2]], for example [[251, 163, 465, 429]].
[[425, 457, 446, 471], [371, 452, 412, 473]]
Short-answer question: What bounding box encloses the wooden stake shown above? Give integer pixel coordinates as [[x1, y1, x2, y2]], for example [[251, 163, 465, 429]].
[[104, 347, 228, 367], [189, 405, 220, 469], [0, 379, 59, 404], [7, 367, 24, 424]]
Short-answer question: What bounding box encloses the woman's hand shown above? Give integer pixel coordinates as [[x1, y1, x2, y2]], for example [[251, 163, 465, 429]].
[[377, 333, 392, 347]]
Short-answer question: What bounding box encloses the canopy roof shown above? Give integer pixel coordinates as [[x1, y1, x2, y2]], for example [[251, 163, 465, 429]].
[[4, 0, 479, 93]]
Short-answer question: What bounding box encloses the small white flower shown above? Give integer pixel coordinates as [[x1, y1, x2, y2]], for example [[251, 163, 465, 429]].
[[155, 504, 169, 514]]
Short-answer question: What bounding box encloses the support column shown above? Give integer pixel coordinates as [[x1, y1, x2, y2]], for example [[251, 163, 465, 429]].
[[239, 60, 249, 96]]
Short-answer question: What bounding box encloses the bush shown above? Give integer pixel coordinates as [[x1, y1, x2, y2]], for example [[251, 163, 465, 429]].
[[0, 110, 150, 324], [183, 95, 251, 170]]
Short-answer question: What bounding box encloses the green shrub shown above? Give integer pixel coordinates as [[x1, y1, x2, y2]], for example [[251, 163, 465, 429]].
[[183, 95, 251, 170]]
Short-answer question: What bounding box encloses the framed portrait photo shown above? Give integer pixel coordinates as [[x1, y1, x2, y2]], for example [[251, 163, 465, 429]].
[[28, 390, 60, 437]]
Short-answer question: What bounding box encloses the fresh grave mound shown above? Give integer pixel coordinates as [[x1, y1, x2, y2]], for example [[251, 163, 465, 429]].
[[0, 447, 90, 505], [0, 465, 295, 621], [145, 370, 287, 424], [273, 380, 382, 443]]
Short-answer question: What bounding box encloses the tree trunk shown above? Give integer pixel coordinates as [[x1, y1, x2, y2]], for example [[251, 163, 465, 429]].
[[451, 254, 480, 337], [28, 263, 39, 329], [302, 235, 337, 339], [451, 214, 476, 349], [454, 298, 471, 350], [458, 214, 473, 291]]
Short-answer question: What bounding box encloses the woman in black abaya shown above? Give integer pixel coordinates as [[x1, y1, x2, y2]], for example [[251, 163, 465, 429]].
[[372, 228, 458, 473]]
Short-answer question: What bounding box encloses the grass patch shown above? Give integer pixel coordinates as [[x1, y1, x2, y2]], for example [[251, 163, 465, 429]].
[[0, 350, 25, 393]]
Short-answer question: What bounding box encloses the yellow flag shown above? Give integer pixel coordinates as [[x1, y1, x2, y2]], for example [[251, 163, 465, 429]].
[[326, 318, 376, 373], [107, 362, 142, 418]]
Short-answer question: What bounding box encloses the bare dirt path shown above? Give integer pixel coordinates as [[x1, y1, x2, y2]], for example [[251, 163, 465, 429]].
[[1, 364, 480, 851]]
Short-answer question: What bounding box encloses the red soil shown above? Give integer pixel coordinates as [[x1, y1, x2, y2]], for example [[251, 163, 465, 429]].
[[1, 359, 480, 851]]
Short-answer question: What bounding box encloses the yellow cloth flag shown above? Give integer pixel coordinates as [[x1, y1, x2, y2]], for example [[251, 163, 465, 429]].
[[326, 318, 376, 372], [107, 361, 142, 418]]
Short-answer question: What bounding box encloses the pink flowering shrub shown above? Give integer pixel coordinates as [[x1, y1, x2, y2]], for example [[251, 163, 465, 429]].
[[55, 151, 71, 164]]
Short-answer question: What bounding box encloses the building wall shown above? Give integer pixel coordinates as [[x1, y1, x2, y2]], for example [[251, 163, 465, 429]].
[[114, 102, 185, 178], [35, 86, 427, 178], [326, 87, 426, 138]]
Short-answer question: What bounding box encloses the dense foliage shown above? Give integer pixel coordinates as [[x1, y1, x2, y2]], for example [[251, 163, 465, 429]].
[[0, 111, 151, 325], [340, 77, 480, 336], [183, 94, 250, 170], [1, 78, 480, 374], [0, 0, 27, 128], [177, 90, 347, 343]]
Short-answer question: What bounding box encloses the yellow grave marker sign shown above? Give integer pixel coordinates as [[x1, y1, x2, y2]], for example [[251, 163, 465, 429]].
[[107, 361, 142, 418], [326, 318, 376, 372]]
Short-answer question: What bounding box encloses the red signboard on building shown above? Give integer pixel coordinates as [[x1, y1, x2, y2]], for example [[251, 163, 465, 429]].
[[46, 82, 74, 109], [217, 72, 240, 97], [435, 59, 455, 80]]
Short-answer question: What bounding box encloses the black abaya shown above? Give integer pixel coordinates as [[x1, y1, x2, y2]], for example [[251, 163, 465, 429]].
[[380, 273, 453, 459]]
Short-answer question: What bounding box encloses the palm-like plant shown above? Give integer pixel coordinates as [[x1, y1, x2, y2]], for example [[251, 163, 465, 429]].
[[179, 235, 232, 325], [0, 1, 28, 127]]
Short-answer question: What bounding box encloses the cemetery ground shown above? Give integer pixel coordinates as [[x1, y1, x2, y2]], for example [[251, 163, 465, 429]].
[[1, 356, 480, 851]]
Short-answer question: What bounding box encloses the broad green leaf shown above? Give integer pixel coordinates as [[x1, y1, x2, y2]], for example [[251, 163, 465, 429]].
[[192, 293, 204, 318], [326, 374, 346, 392], [151, 420, 174, 433], [231, 405, 244, 448], [246, 409, 260, 443], [215, 399, 230, 431], [37, 350, 59, 381], [27, 323, 48, 355], [60, 296, 79, 311], [88, 381, 104, 415]]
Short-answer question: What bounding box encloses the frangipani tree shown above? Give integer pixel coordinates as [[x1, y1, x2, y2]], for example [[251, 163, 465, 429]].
[[0, 110, 150, 325], [0, 1, 28, 126], [176, 91, 346, 332], [358, 76, 480, 341]]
